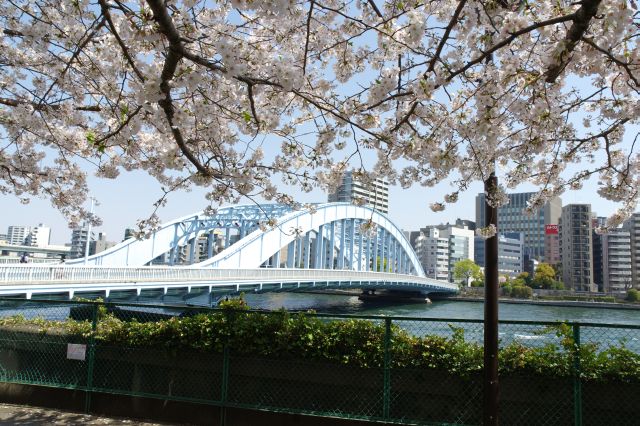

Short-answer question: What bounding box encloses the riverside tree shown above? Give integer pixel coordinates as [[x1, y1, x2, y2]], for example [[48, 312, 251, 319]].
[[0, 0, 638, 233]]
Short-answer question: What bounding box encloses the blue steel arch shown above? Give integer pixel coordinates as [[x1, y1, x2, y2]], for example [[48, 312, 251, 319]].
[[66, 203, 425, 277]]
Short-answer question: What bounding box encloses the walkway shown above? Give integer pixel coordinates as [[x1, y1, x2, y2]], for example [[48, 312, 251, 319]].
[[0, 403, 182, 426]]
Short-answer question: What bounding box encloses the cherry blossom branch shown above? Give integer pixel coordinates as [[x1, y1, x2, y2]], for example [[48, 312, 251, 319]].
[[98, 0, 145, 82], [581, 37, 640, 88], [424, 0, 467, 76], [545, 0, 602, 83], [302, 0, 315, 75]]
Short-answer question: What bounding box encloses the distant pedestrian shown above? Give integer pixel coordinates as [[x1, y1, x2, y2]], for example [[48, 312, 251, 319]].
[[19, 253, 28, 263]]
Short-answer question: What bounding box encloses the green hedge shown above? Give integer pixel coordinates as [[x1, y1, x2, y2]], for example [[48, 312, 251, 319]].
[[0, 309, 638, 383]]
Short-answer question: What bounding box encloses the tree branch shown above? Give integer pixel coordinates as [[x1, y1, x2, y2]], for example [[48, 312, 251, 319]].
[[98, 0, 145, 82], [545, 0, 602, 83]]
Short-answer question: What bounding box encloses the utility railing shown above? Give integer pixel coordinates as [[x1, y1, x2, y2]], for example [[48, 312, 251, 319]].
[[0, 298, 637, 425], [0, 265, 458, 291]]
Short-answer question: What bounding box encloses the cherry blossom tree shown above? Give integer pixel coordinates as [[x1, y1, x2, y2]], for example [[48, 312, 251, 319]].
[[1, 0, 638, 230]]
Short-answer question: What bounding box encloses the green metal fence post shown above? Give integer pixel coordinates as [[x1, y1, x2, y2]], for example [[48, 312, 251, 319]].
[[84, 302, 99, 414], [573, 324, 582, 426], [219, 310, 232, 426], [383, 317, 392, 419]]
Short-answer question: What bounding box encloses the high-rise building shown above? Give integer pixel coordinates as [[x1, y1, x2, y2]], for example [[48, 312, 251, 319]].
[[475, 232, 524, 278], [475, 192, 561, 261], [600, 228, 632, 293], [544, 224, 560, 266], [25, 224, 51, 248], [328, 171, 389, 214], [411, 222, 474, 282], [7, 225, 31, 246], [560, 204, 596, 292], [70, 228, 95, 259], [622, 213, 640, 288]]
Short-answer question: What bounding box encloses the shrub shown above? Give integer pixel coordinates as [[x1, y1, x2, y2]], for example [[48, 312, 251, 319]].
[[627, 288, 639, 302]]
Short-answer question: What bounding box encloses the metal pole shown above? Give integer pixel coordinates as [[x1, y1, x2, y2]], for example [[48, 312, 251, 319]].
[[484, 173, 499, 426], [83, 197, 96, 265], [573, 324, 582, 426]]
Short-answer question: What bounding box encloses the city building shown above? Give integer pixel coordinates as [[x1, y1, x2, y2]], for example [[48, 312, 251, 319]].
[[622, 213, 640, 288], [70, 228, 95, 259], [560, 204, 596, 292], [328, 171, 389, 214], [475, 232, 524, 278], [411, 222, 474, 282], [475, 192, 561, 262], [592, 217, 607, 290], [0, 233, 7, 243], [25, 224, 51, 248], [89, 233, 117, 256], [544, 224, 560, 266], [7, 225, 31, 245], [600, 228, 632, 293]]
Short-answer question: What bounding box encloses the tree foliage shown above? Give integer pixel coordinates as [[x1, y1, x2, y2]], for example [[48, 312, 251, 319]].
[[1, 1, 639, 229], [531, 263, 564, 289], [453, 258, 483, 286]]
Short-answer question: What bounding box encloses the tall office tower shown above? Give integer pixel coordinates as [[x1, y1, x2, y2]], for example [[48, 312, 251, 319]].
[[600, 228, 632, 293], [544, 224, 560, 266], [7, 226, 31, 245], [475, 232, 524, 278], [25, 224, 51, 248], [560, 204, 596, 292], [328, 171, 389, 214], [622, 213, 640, 288], [475, 192, 561, 261], [70, 228, 95, 259], [412, 222, 474, 282]]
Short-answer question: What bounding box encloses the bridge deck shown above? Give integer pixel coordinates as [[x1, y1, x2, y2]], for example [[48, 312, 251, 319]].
[[0, 266, 458, 299]]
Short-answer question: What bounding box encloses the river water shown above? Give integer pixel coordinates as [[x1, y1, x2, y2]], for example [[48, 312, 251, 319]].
[[240, 292, 640, 326]]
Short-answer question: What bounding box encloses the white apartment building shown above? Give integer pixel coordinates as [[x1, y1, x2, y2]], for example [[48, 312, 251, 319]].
[[412, 223, 475, 282], [328, 171, 389, 214], [601, 228, 633, 293], [25, 224, 51, 248]]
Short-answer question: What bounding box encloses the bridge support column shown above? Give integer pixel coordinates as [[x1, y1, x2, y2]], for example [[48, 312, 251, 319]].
[[380, 229, 386, 272], [207, 231, 215, 259], [387, 233, 393, 273], [273, 250, 281, 268], [349, 219, 356, 270], [338, 220, 345, 269], [329, 222, 336, 269], [186, 237, 196, 264], [296, 236, 303, 268], [286, 241, 295, 268], [358, 221, 364, 271], [304, 233, 311, 269], [169, 223, 179, 266], [225, 227, 231, 248], [373, 229, 379, 271], [313, 225, 324, 269]]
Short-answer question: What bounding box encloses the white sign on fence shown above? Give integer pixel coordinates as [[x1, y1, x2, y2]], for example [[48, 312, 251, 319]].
[[66, 343, 87, 361]]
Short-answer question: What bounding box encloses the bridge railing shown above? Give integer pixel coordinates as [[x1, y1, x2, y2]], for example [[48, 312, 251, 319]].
[[0, 298, 636, 425], [0, 265, 457, 290]]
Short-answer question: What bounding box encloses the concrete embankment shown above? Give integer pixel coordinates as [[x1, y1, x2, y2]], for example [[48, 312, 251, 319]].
[[446, 296, 640, 310]]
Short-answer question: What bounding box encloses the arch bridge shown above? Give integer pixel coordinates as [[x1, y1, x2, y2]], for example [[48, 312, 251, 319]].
[[3, 203, 457, 300]]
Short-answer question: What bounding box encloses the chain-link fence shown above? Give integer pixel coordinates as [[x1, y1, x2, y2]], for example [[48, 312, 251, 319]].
[[0, 298, 637, 425]]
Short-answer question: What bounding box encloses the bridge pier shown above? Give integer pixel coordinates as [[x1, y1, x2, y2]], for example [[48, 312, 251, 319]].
[[358, 289, 432, 304]]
